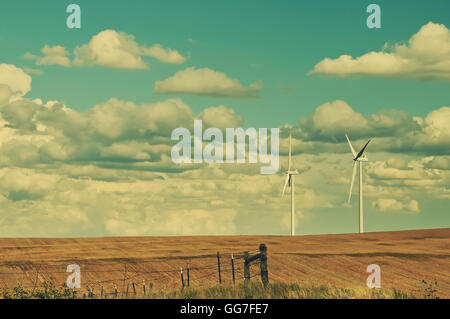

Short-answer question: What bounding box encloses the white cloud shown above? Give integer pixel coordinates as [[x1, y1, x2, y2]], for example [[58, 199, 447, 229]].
[[297, 100, 418, 144], [197, 105, 243, 130], [74, 30, 147, 69], [416, 106, 450, 151], [25, 45, 71, 67], [310, 22, 450, 80], [23, 67, 44, 75], [386, 158, 409, 170], [154, 67, 263, 98], [0, 64, 448, 236], [294, 100, 449, 156], [0, 85, 13, 105], [425, 156, 450, 170], [309, 100, 368, 137], [0, 64, 32, 98], [372, 198, 420, 214], [73, 30, 186, 69], [142, 44, 187, 64]]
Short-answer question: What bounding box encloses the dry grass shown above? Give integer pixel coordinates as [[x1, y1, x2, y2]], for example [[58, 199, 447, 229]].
[[0, 281, 415, 299], [0, 228, 449, 298]]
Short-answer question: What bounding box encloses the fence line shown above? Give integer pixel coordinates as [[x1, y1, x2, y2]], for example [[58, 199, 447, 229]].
[[0, 244, 269, 297]]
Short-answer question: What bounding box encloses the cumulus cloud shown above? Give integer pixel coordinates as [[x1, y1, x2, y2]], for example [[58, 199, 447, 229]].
[[0, 85, 13, 105], [23, 67, 44, 75], [415, 106, 450, 153], [310, 22, 450, 81], [154, 67, 263, 98], [0, 64, 32, 98], [293, 100, 449, 156], [73, 30, 186, 69], [24, 30, 186, 70], [424, 156, 450, 170], [364, 157, 449, 201], [0, 63, 448, 236], [372, 198, 420, 213], [25, 45, 71, 67], [142, 44, 187, 64], [197, 105, 243, 130], [386, 158, 409, 170]]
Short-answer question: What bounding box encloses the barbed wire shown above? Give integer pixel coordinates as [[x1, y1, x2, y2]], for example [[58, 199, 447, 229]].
[[0, 249, 265, 293]]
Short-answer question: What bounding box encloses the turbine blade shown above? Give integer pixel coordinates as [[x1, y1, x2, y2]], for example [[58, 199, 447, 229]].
[[355, 139, 371, 160], [348, 161, 357, 203], [345, 134, 357, 158], [282, 174, 289, 196], [288, 134, 292, 171]]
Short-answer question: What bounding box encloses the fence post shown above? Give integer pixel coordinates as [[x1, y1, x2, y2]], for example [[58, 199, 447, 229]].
[[259, 244, 269, 287], [243, 251, 250, 282], [187, 264, 190, 288], [217, 251, 222, 284], [231, 253, 235, 286], [122, 263, 127, 297], [180, 267, 185, 290], [143, 280, 146, 296]]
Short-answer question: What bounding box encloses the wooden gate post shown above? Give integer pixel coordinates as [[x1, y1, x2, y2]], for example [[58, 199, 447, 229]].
[[259, 244, 269, 287], [187, 264, 190, 288], [180, 268, 185, 290], [243, 251, 250, 282], [217, 251, 222, 284], [231, 253, 236, 285]]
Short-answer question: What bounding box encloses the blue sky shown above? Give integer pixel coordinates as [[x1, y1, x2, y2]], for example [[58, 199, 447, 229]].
[[0, 1, 448, 237], [1, 0, 449, 123]]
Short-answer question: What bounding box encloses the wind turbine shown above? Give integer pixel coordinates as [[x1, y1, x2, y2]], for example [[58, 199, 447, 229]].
[[345, 134, 371, 234], [282, 134, 298, 236]]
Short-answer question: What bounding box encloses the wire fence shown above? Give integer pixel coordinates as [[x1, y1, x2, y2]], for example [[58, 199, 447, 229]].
[[0, 248, 265, 297]]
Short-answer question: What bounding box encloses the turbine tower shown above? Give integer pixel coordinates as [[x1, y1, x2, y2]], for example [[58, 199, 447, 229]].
[[345, 134, 371, 234], [282, 134, 298, 236]]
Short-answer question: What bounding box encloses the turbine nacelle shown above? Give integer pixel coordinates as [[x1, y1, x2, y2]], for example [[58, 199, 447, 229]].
[[354, 155, 368, 162]]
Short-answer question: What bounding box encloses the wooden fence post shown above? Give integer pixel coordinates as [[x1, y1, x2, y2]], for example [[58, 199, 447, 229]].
[[243, 251, 250, 282], [122, 263, 127, 297], [231, 253, 235, 286], [217, 251, 222, 284], [143, 280, 146, 296], [180, 267, 185, 290], [187, 264, 190, 288], [259, 244, 269, 287]]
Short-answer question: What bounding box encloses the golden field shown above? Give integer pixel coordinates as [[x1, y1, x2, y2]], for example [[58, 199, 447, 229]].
[[0, 228, 449, 298]]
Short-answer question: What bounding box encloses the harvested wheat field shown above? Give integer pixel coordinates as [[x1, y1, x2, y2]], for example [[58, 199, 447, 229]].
[[0, 228, 449, 298]]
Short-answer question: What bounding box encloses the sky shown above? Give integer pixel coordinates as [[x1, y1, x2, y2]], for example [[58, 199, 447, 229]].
[[0, 0, 449, 237]]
